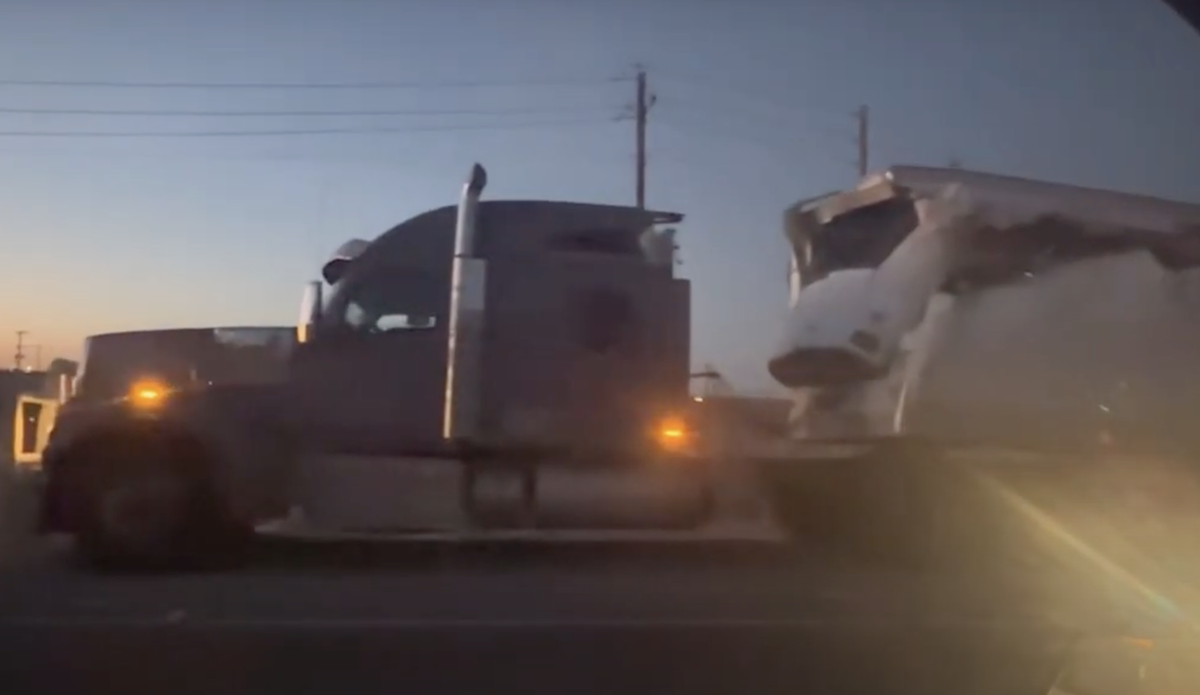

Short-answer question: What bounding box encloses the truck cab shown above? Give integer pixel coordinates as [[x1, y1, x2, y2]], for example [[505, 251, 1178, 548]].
[[292, 197, 690, 460], [40, 164, 710, 569]]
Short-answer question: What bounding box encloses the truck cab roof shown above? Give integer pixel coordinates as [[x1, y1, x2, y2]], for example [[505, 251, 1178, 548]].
[[786, 165, 1200, 291], [331, 201, 683, 282], [792, 165, 1200, 235]]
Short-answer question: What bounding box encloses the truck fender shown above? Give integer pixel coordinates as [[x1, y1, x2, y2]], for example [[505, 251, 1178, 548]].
[[43, 409, 293, 532], [179, 406, 296, 524]]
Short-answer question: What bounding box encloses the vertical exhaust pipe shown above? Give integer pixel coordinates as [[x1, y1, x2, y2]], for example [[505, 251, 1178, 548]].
[[443, 163, 489, 441]]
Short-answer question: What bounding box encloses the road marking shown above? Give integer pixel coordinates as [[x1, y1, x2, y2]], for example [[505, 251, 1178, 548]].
[[1, 615, 1075, 631]]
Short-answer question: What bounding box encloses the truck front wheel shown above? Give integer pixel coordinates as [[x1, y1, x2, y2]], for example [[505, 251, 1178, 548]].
[[73, 435, 247, 572]]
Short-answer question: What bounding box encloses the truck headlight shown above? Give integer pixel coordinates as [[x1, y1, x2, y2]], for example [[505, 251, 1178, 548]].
[[652, 415, 693, 454], [128, 379, 169, 407]]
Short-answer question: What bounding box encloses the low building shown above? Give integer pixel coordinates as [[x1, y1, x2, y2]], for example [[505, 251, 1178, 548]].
[[2, 360, 77, 475]]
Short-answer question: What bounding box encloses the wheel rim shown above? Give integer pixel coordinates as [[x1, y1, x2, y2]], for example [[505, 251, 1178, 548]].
[[97, 471, 188, 551]]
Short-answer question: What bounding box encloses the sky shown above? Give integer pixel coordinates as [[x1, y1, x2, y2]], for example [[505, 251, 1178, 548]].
[[1, 0, 1198, 394]]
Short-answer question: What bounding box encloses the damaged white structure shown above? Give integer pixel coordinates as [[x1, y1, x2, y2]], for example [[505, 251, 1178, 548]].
[[771, 166, 1200, 454]]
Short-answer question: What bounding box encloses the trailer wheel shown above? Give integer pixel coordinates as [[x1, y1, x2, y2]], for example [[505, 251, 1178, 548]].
[[74, 436, 247, 572]]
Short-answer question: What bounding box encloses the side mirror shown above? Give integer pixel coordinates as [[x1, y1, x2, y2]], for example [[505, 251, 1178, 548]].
[[297, 280, 323, 344], [322, 258, 350, 285], [322, 239, 372, 284]]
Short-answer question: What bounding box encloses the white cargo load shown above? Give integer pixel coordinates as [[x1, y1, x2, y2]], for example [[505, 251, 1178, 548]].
[[775, 166, 1200, 454]]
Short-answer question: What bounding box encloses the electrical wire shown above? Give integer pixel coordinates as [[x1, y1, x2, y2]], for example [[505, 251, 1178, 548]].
[[653, 69, 850, 128], [655, 116, 831, 156], [0, 105, 611, 117], [0, 76, 631, 90], [0, 117, 616, 138]]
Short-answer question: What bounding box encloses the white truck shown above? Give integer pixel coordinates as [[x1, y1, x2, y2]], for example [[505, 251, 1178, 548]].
[[766, 165, 1200, 583]]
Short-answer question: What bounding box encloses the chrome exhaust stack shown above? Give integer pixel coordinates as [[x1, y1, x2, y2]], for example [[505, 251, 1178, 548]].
[[443, 163, 488, 442]]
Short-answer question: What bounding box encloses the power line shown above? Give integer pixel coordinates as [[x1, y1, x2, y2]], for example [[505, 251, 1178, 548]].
[[651, 117, 862, 184], [0, 117, 612, 139], [652, 69, 849, 130], [662, 98, 851, 140], [0, 75, 630, 90], [654, 116, 815, 158], [0, 105, 609, 118]]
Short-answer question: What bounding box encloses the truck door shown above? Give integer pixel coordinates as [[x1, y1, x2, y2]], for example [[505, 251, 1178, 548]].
[[289, 265, 448, 455]]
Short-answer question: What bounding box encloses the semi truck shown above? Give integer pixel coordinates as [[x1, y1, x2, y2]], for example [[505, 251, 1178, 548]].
[[38, 164, 784, 569]]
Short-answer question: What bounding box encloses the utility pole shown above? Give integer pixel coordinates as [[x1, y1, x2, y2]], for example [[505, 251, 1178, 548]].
[[855, 105, 870, 179], [634, 67, 656, 209], [14, 330, 27, 371]]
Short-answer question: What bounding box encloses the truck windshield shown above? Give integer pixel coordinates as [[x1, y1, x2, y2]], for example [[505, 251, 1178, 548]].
[[802, 199, 918, 286], [802, 193, 1168, 292]]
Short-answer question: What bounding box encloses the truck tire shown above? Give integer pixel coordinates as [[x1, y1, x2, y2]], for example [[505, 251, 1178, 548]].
[[75, 442, 247, 572]]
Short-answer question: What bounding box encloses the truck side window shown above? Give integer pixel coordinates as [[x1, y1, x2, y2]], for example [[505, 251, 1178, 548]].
[[340, 270, 440, 335], [344, 300, 437, 334]]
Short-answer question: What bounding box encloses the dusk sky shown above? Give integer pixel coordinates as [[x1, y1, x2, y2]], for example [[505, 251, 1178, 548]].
[[2, 0, 1197, 393]]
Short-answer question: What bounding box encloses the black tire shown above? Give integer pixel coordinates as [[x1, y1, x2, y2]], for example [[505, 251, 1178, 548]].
[[75, 450, 248, 573]]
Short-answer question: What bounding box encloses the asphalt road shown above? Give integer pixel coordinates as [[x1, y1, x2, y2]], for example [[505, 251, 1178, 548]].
[[0, 539, 1113, 695], [3, 470, 1191, 695]]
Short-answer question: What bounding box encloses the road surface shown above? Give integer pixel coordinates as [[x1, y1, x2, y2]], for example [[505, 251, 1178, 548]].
[[0, 538, 1120, 695]]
